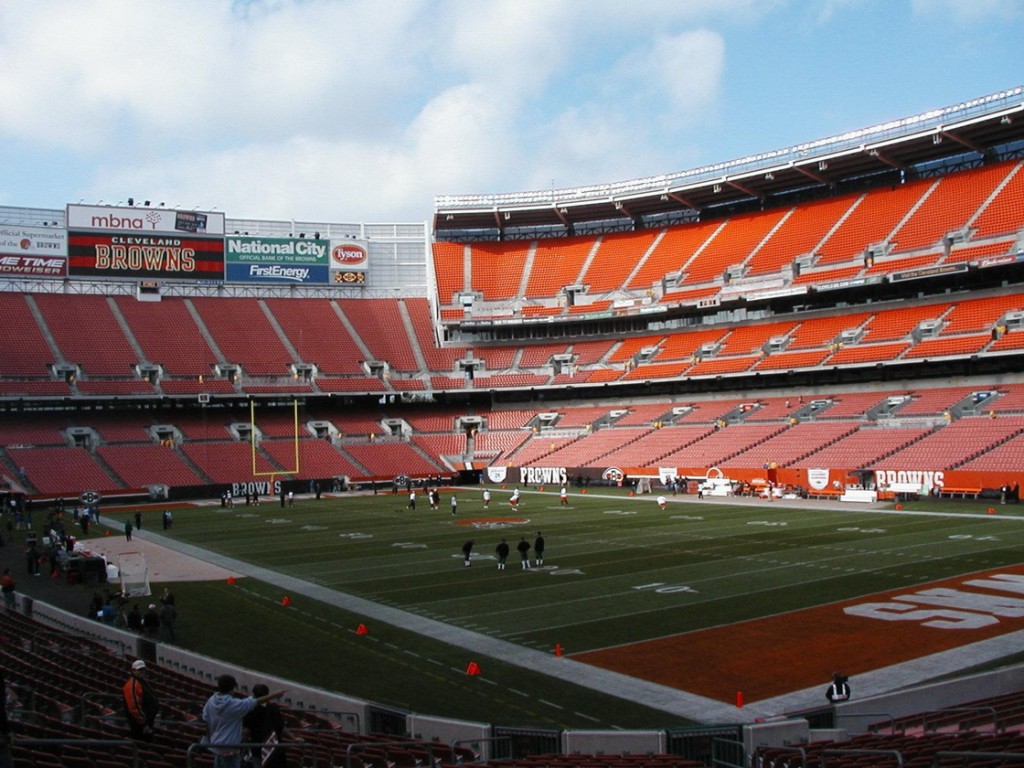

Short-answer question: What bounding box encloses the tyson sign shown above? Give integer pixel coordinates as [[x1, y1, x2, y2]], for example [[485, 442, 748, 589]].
[[330, 240, 369, 271]]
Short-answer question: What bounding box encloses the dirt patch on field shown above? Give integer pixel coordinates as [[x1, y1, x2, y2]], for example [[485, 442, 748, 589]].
[[574, 564, 1024, 704], [76, 534, 241, 583]]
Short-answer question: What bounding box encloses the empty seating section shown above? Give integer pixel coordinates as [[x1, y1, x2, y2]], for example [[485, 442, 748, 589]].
[[518, 342, 570, 368], [609, 335, 665, 364], [615, 403, 674, 426], [582, 230, 659, 293], [816, 180, 931, 265], [990, 330, 1024, 352], [570, 339, 615, 365], [327, 411, 385, 437], [746, 196, 856, 276], [97, 443, 205, 487], [680, 210, 787, 285], [8, 446, 118, 494], [0, 380, 71, 397], [180, 441, 279, 483], [741, 397, 799, 422], [115, 296, 217, 377], [656, 328, 728, 362], [600, 425, 713, 467], [959, 431, 1024, 472], [895, 387, 978, 417], [826, 341, 910, 366], [530, 426, 654, 467], [391, 405, 463, 432], [861, 302, 951, 342], [940, 293, 1024, 334], [864, 252, 941, 275], [987, 384, 1024, 412], [890, 163, 1012, 252], [786, 312, 871, 350], [946, 238, 1017, 264], [342, 441, 443, 476], [473, 430, 530, 462], [76, 380, 156, 395], [432, 240, 465, 303], [524, 237, 593, 298], [468, 346, 518, 372], [792, 264, 862, 285], [627, 221, 721, 290], [263, 298, 365, 374], [875, 416, 1024, 470], [754, 348, 830, 371], [658, 285, 722, 305], [34, 294, 139, 377], [793, 425, 933, 469], [814, 392, 890, 419], [902, 333, 990, 359], [970, 161, 1024, 238], [0, 417, 68, 445], [0, 293, 56, 376], [659, 423, 787, 467], [473, 373, 549, 388], [338, 298, 419, 372], [404, 297, 468, 372], [507, 435, 578, 465], [470, 241, 531, 300], [262, 439, 366, 479], [622, 362, 691, 381], [411, 433, 467, 465], [730, 421, 860, 467], [82, 414, 154, 443], [190, 297, 293, 376], [719, 320, 797, 356]]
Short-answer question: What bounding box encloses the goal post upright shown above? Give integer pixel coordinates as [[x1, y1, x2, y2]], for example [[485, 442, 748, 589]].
[[250, 399, 301, 478]]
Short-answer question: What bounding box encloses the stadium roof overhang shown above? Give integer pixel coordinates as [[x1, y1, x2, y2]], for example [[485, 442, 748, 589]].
[[433, 86, 1024, 238]]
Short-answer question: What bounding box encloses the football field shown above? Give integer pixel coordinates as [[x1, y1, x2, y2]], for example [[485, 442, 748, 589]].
[[144, 488, 1024, 726]]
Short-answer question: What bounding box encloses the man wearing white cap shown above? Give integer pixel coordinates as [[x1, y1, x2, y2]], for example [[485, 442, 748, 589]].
[[122, 659, 160, 741]]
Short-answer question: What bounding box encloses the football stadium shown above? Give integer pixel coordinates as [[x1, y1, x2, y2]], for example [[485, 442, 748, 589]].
[[3, 86, 1024, 767]]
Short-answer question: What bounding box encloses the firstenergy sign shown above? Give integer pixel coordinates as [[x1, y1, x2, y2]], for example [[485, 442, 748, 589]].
[[225, 236, 330, 284]]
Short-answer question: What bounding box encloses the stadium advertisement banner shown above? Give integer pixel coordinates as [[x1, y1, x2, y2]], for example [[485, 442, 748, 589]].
[[330, 240, 369, 272], [67, 232, 225, 281], [225, 236, 330, 284], [66, 204, 226, 236], [0, 225, 68, 277]]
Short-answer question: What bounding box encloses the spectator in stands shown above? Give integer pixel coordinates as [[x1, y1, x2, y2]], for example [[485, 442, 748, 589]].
[[534, 532, 545, 566], [122, 659, 160, 741], [25, 540, 40, 576], [495, 538, 509, 570], [825, 673, 851, 703], [127, 603, 142, 632], [0, 671, 13, 768], [462, 539, 474, 566], [1, 569, 15, 610], [202, 674, 286, 768], [142, 604, 160, 637], [159, 598, 177, 642], [516, 537, 531, 569], [242, 683, 287, 768]]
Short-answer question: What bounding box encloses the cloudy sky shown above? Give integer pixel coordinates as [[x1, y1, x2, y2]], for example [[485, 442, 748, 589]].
[[0, 0, 1020, 224]]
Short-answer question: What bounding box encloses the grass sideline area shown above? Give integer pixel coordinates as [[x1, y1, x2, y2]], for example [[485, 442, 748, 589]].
[[27, 488, 1024, 728]]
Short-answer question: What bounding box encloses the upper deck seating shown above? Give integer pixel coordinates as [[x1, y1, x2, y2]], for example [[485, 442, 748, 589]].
[[970, 161, 1024, 238], [524, 237, 593, 299], [0, 293, 57, 377], [115, 296, 218, 377], [746, 196, 857, 277], [680, 209, 787, 285], [338, 298, 419, 372], [581, 230, 659, 294], [815, 178, 931, 265], [890, 162, 1013, 253], [33, 294, 139, 377], [469, 241, 531, 301], [627, 221, 721, 291], [264, 298, 366, 375], [190, 297, 294, 377]]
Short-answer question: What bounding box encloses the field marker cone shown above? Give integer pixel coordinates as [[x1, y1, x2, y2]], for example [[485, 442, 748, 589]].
[[465, 661, 481, 676], [555, 643, 563, 657], [105, 530, 111, 536], [988, 507, 996, 514], [736, 690, 744, 709], [895, 503, 903, 511], [281, 595, 292, 607], [227, 576, 236, 585], [581, 488, 587, 494], [356, 623, 369, 635]]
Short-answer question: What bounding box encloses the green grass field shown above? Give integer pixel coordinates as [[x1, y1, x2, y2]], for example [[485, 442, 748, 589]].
[[144, 489, 1024, 729]]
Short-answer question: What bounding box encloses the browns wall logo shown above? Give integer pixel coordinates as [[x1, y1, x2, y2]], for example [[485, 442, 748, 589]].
[[602, 467, 625, 483], [331, 243, 367, 267]]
